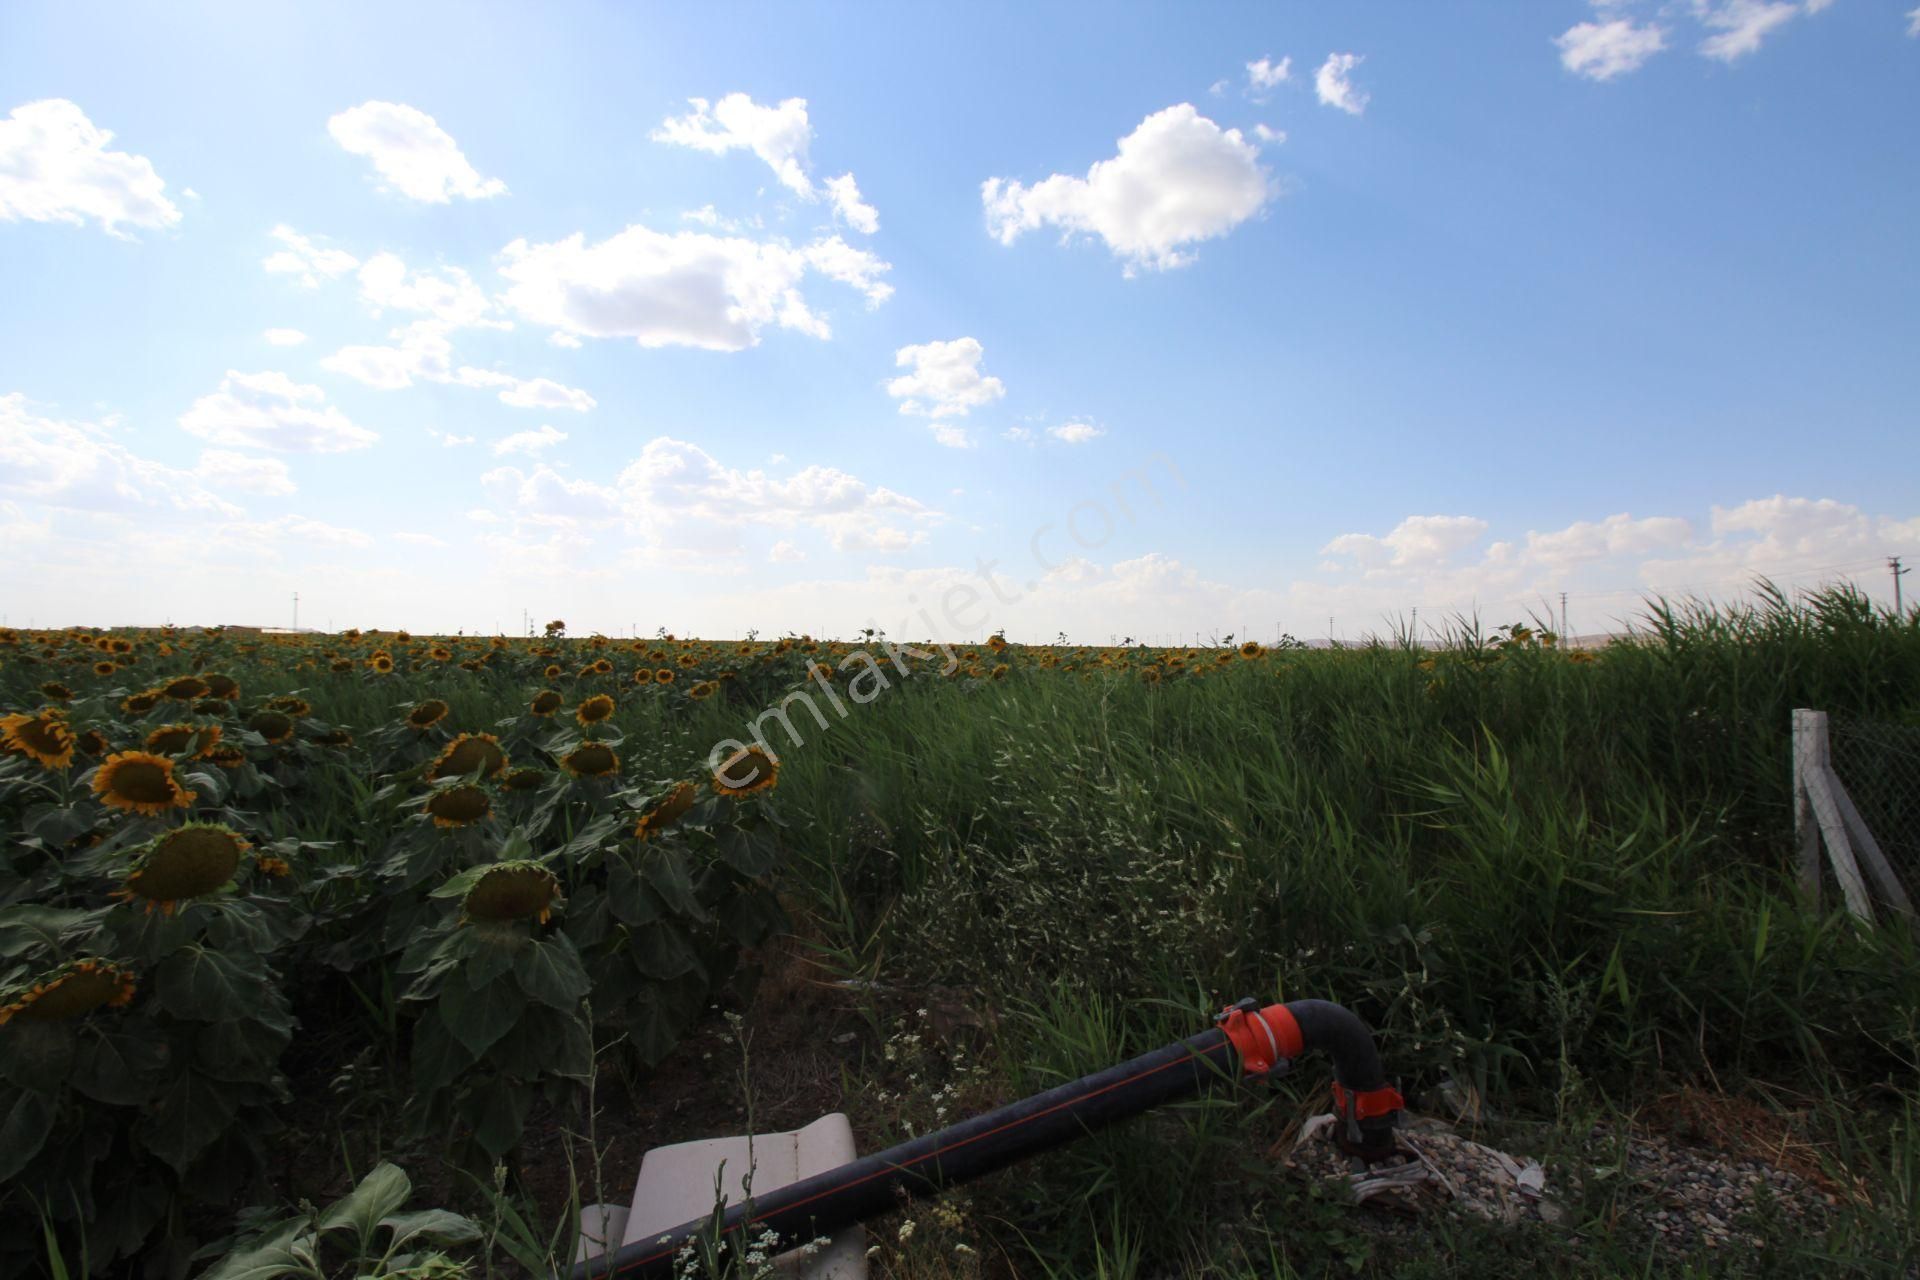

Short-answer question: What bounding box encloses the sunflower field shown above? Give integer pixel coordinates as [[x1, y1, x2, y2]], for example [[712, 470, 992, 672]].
[[3, 589, 1920, 1278]]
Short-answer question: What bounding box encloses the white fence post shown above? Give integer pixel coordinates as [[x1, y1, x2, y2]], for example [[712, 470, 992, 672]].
[[1794, 709, 1876, 922]]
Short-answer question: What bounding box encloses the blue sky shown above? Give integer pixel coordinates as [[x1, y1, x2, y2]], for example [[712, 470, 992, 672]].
[[3, 1, 1917, 642]]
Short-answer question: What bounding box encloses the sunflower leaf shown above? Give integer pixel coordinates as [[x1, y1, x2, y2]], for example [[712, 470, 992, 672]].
[[513, 934, 590, 1009], [138, 1068, 238, 1174], [317, 1161, 412, 1245], [438, 970, 526, 1058], [0, 1088, 54, 1181]]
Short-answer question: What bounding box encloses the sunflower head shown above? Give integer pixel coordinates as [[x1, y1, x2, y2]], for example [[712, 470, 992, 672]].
[[145, 722, 222, 759], [406, 699, 450, 730], [529, 689, 563, 717], [330, 658, 354, 673], [426, 784, 493, 829], [120, 688, 160, 714], [255, 855, 292, 878], [631, 667, 654, 686], [504, 767, 548, 792], [38, 681, 73, 702], [2, 710, 76, 769], [202, 673, 241, 700], [94, 661, 119, 677], [75, 729, 110, 757], [161, 675, 209, 701], [562, 742, 620, 778], [654, 668, 676, 686], [208, 744, 248, 768], [368, 654, 395, 674], [576, 694, 615, 727], [247, 710, 297, 745], [543, 664, 564, 680], [633, 781, 698, 841], [91, 751, 196, 816], [687, 679, 718, 701], [462, 861, 560, 925], [0, 958, 137, 1026], [118, 822, 248, 913], [428, 732, 508, 781], [712, 745, 778, 797]]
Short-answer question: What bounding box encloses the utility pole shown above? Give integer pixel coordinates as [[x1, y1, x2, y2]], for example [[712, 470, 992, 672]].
[[1893, 557, 1910, 615], [1410, 607, 1418, 647], [292, 591, 299, 631], [1559, 591, 1569, 641]]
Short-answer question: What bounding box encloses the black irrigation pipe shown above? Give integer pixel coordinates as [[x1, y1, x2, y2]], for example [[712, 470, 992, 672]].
[[567, 997, 1404, 1280]]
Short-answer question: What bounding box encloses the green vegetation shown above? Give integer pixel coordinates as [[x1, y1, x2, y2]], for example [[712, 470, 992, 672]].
[[2, 586, 1917, 1277]]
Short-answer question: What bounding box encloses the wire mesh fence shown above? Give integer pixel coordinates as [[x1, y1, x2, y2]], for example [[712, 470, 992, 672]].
[[1830, 713, 1920, 903]]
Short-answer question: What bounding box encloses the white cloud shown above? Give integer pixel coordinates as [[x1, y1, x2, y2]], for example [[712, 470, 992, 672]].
[[1322, 514, 1490, 570], [263, 225, 359, 288], [426, 428, 475, 447], [1, 393, 237, 516], [802, 235, 894, 305], [768, 539, 806, 563], [1003, 426, 1034, 444], [327, 101, 506, 202], [824, 172, 879, 234], [178, 371, 377, 453], [498, 224, 889, 351], [1908, 5, 1920, 37], [929, 424, 975, 449], [0, 99, 181, 237], [244, 515, 373, 549], [888, 338, 1006, 418], [493, 424, 568, 457], [321, 319, 594, 410], [264, 328, 308, 347], [1695, 0, 1802, 62], [1523, 512, 1693, 568], [1246, 56, 1292, 91], [195, 448, 296, 496], [548, 331, 582, 348], [654, 93, 815, 196], [462, 370, 596, 413], [1556, 20, 1668, 79], [1315, 53, 1371, 115], [1047, 421, 1104, 444], [1253, 124, 1287, 145], [982, 104, 1271, 273], [357, 252, 499, 329], [394, 531, 447, 547]]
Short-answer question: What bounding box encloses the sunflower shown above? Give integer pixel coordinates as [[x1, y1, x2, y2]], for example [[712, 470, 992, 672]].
[[247, 710, 297, 744], [806, 662, 833, 682], [330, 658, 354, 673], [1239, 641, 1264, 659], [144, 722, 223, 758], [267, 696, 313, 718], [2, 710, 76, 769], [95, 661, 118, 676], [576, 693, 615, 727], [38, 681, 73, 702], [92, 750, 197, 816], [313, 728, 354, 748], [406, 698, 451, 730], [462, 861, 560, 925], [75, 729, 110, 757], [562, 742, 620, 778], [430, 646, 453, 662], [255, 855, 292, 878], [987, 633, 1008, 652], [202, 673, 241, 700], [116, 822, 248, 913], [632, 668, 654, 686], [590, 658, 614, 675], [687, 679, 718, 701], [193, 698, 231, 715], [1139, 666, 1162, 684], [677, 653, 699, 669], [654, 668, 676, 686], [368, 653, 395, 674], [543, 664, 564, 680], [0, 958, 136, 1026], [428, 732, 509, 781], [160, 675, 209, 701], [208, 745, 247, 768], [530, 689, 563, 717], [633, 781, 697, 840], [504, 767, 548, 792], [426, 785, 494, 828], [712, 745, 778, 797]]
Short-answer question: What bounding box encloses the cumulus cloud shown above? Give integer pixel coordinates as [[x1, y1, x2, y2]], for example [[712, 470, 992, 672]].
[[655, 93, 815, 196], [0, 99, 182, 237], [1556, 19, 1668, 79], [768, 539, 806, 563], [178, 370, 377, 453], [195, 449, 296, 496], [888, 338, 1006, 419], [1909, 5, 1920, 37], [263, 225, 359, 287], [357, 252, 499, 329], [1048, 421, 1104, 444], [493, 424, 568, 457], [1315, 53, 1370, 114], [928, 424, 975, 449], [497, 224, 890, 351], [327, 101, 506, 202], [825, 172, 879, 234], [1253, 124, 1287, 145], [264, 328, 308, 346], [1246, 56, 1291, 91], [321, 320, 594, 411], [1322, 514, 1490, 570], [1, 393, 237, 516], [982, 104, 1270, 273]]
